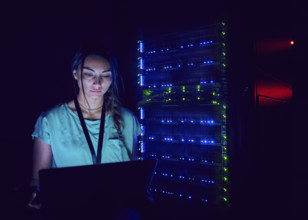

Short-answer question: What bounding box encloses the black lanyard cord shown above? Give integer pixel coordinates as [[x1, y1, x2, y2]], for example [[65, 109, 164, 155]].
[[74, 98, 105, 164]]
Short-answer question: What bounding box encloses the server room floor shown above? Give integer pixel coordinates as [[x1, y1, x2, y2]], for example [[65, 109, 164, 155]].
[[5, 189, 296, 220]]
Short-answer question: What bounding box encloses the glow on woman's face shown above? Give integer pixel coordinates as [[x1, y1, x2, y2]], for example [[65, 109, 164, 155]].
[[74, 55, 112, 99]]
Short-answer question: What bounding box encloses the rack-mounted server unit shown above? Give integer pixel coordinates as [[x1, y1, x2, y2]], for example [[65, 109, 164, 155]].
[[136, 22, 229, 210]]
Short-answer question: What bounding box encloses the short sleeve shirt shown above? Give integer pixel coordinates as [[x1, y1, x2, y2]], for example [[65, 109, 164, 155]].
[[32, 103, 141, 168]]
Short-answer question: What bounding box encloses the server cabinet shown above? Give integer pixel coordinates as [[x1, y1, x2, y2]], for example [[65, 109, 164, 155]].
[[136, 22, 229, 209]]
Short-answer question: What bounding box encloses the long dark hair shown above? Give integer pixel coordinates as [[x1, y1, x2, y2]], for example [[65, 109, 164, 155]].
[[71, 43, 123, 130]]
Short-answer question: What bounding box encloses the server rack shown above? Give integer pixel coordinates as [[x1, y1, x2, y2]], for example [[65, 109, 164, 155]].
[[136, 22, 229, 209]]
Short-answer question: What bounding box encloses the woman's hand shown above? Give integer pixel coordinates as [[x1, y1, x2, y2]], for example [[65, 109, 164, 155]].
[[27, 190, 42, 210], [27, 137, 52, 210]]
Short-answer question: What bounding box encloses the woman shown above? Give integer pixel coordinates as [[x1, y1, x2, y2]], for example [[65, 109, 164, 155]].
[[28, 43, 142, 217]]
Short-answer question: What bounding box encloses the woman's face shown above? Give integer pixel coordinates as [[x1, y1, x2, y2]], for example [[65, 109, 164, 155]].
[[74, 55, 112, 99]]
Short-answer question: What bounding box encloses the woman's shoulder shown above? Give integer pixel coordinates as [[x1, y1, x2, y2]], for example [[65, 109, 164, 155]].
[[39, 103, 68, 119], [33, 103, 68, 129], [119, 106, 141, 135], [120, 106, 138, 120]]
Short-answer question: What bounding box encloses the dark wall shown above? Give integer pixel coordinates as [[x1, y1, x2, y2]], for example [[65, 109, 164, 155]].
[[1, 1, 113, 140], [292, 0, 308, 218]]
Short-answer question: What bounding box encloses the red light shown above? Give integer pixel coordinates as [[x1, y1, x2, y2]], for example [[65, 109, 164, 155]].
[[255, 81, 292, 106], [290, 40, 294, 45]]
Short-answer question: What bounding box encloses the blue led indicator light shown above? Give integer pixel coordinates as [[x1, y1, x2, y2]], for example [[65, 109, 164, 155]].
[[202, 199, 208, 203], [140, 75, 144, 86], [139, 42, 144, 53], [140, 58, 144, 69], [140, 108, 144, 119]]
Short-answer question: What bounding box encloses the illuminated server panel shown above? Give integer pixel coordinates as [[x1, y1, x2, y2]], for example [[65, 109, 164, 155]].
[[136, 22, 229, 208]]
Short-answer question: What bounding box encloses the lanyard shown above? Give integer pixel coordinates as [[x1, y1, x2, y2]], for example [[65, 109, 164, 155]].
[[74, 98, 105, 164]]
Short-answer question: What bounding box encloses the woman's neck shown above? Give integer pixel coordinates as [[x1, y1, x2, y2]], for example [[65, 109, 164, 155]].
[[77, 94, 104, 111]]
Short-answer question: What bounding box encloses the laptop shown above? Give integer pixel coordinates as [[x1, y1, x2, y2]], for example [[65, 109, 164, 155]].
[[39, 159, 158, 210]]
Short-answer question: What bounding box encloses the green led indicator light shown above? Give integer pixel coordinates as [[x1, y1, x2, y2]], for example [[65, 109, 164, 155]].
[[223, 135, 227, 139], [222, 31, 226, 36], [182, 86, 186, 92], [222, 22, 226, 26], [223, 156, 228, 161], [223, 188, 227, 192], [223, 105, 227, 109], [222, 63, 226, 67], [182, 98, 185, 101], [212, 92, 216, 95], [197, 85, 200, 92], [224, 147, 227, 151], [223, 115, 227, 119], [222, 43, 226, 46], [197, 97, 200, 100], [212, 100, 217, 104], [224, 167, 228, 172], [223, 197, 228, 202], [168, 98, 171, 101], [222, 52, 226, 56], [143, 90, 153, 96], [224, 177, 228, 181], [168, 87, 172, 93]]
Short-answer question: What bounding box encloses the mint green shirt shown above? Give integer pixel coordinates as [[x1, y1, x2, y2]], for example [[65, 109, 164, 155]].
[[32, 103, 141, 168]]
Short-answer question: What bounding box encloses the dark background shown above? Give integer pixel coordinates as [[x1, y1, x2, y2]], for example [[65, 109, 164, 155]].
[[0, 0, 306, 219]]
